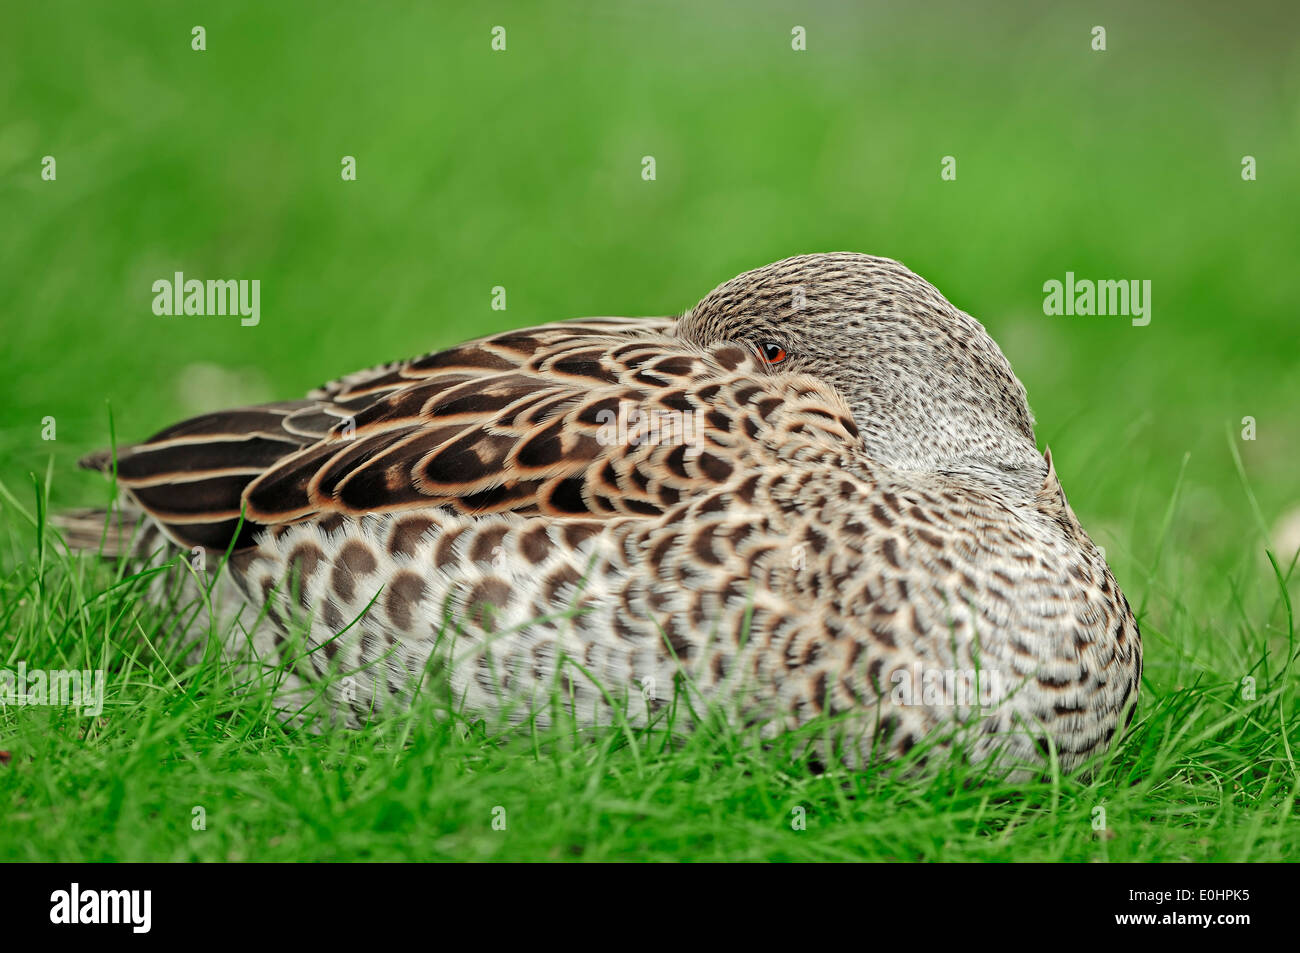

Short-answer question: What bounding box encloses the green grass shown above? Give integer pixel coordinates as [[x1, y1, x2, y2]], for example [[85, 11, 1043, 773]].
[[2, 0, 1299, 860], [0, 471, 1296, 861]]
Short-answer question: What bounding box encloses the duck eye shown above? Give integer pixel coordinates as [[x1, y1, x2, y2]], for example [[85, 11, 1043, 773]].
[[759, 342, 788, 365]]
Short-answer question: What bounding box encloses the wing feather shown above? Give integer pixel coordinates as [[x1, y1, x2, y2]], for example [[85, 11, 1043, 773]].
[[82, 317, 863, 550]]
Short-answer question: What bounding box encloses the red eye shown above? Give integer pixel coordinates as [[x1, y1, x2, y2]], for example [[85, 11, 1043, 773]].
[[760, 343, 788, 365]]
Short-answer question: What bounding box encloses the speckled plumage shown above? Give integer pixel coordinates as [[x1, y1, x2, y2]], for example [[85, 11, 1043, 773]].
[[73, 253, 1141, 773]]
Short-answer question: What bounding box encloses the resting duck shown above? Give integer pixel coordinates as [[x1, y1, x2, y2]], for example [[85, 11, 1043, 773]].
[[72, 253, 1141, 773]]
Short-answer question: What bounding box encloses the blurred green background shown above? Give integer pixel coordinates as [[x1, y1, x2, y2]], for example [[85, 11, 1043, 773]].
[[2, 0, 1298, 635]]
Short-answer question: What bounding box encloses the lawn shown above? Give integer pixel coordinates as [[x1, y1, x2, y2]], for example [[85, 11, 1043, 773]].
[[1, 0, 1297, 861]]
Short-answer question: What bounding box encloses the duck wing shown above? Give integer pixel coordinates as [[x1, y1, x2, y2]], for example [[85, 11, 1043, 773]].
[[83, 317, 862, 551]]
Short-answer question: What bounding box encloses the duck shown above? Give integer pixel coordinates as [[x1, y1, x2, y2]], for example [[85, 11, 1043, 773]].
[[70, 253, 1141, 773]]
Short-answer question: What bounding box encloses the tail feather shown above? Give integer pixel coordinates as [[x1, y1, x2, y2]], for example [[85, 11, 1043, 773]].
[[78, 448, 116, 473], [51, 506, 168, 559], [75, 401, 322, 552]]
